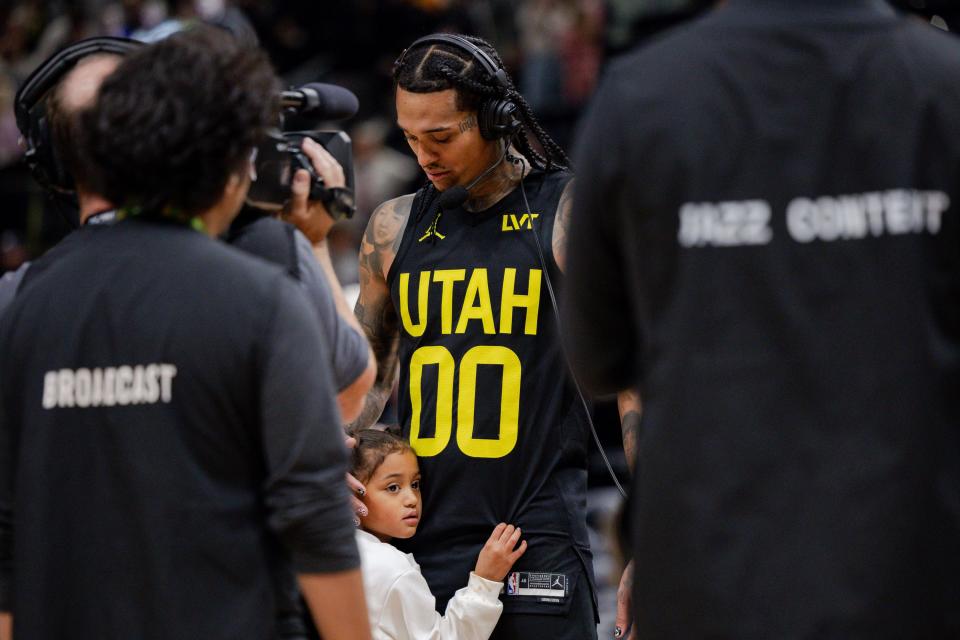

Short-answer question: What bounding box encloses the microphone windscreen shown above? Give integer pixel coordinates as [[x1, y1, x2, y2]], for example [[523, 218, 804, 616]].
[[437, 186, 468, 210], [298, 83, 359, 120]]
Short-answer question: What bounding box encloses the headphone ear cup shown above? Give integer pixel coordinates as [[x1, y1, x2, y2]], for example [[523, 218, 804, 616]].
[[478, 98, 521, 141], [23, 108, 81, 227], [24, 109, 72, 194]]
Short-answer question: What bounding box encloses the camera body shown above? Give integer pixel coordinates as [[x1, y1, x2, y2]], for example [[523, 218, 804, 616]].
[[246, 129, 356, 219]]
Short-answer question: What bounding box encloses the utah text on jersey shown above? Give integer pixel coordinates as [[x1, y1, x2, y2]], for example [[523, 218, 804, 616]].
[[42, 363, 178, 409], [397, 267, 542, 337], [396, 267, 542, 459]]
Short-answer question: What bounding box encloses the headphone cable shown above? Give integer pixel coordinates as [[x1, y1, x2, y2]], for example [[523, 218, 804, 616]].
[[518, 168, 628, 499]]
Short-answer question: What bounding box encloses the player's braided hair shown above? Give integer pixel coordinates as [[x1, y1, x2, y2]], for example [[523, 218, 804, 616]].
[[393, 34, 570, 172]]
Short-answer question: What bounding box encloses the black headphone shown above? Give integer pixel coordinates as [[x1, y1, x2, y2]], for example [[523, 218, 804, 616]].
[[395, 33, 522, 141], [14, 37, 142, 197]]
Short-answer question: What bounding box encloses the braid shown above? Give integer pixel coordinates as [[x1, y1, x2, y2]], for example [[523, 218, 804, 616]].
[[512, 91, 572, 170], [439, 66, 501, 100], [514, 126, 550, 172], [437, 64, 561, 170], [394, 34, 571, 172]]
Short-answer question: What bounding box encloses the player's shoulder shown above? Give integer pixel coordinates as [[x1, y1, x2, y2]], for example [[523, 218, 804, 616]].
[[372, 193, 417, 221], [524, 168, 574, 213], [543, 168, 574, 192]]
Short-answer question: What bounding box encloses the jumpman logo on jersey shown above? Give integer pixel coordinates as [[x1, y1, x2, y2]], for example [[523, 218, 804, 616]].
[[551, 576, 564, 589], [419, 210, 446, 242]]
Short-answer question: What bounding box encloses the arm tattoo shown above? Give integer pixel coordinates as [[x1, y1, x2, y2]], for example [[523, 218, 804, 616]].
[[621, 410, 641, 473], [553, 178, 574, 272], [617, 389, 642, 473], [347, 196, 413, 433], [347, 280, 400, 433], [356, 295, 400, 389]]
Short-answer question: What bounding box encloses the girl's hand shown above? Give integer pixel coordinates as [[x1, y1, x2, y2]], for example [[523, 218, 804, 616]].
[[474, 523, 527, 582]]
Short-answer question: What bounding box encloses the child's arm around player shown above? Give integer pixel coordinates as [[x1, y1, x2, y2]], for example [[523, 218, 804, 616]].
[[352, 429, 527, 640]]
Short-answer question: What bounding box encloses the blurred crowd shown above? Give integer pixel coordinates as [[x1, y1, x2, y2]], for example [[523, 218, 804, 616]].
[[0, 0, 648, 285], [2, 0, 956, 281]]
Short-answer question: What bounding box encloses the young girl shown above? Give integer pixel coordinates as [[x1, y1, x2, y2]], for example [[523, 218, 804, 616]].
[[352, 429, 527, 640]]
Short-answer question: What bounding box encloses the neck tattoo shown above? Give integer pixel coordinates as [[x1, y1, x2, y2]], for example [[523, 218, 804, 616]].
[[464, 151, 527, 213]]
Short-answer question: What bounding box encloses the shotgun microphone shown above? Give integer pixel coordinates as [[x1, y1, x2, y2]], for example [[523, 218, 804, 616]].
[[279, 83, 359, 120]]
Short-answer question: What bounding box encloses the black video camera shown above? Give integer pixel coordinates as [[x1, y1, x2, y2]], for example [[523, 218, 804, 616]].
[[245, 83, 359, 219], [246, 129, 356, 219]]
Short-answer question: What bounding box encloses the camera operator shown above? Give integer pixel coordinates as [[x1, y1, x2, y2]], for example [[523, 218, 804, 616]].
[[233, 134, 376, 640], [0, 26, 370, 640], [231, 136, 376, 426]]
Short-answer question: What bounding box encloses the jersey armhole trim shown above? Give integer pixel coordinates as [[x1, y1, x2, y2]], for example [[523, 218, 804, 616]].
[[385, 191, 426, 288]]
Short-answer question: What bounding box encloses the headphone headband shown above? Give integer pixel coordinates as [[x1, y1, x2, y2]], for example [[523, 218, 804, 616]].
[[15, 37, 143, 135], [395, 33, 520, 142], [395, 33, 510, 91], [13, 36, 142, 207]]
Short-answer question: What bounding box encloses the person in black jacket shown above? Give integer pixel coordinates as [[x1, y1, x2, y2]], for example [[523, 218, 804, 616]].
[[565, 1, 960, 637], [0, 27, 371, 640]]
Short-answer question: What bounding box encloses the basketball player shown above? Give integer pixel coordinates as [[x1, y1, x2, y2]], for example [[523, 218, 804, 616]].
[[349, 34, 610, 639]]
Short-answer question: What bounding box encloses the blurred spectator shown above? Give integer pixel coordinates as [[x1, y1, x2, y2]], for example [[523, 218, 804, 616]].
[[0, 231, 27, 274], [0, 0, 595, 279], [0, 70, 21, 169], [352, 117, 419, 223], [560, 0, 603, 106], [131, 0, 257, 44], [516, 0, 572, 110]]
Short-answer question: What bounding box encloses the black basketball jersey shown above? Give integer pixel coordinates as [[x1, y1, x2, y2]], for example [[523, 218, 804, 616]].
[[388, 170, 594, 615]]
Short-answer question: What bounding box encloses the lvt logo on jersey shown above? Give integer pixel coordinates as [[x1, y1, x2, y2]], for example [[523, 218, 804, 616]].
[[502, 213, 540, 231]]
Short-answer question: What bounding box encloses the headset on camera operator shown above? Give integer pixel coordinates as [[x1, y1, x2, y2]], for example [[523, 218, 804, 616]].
[[0, 37, 142, 318]]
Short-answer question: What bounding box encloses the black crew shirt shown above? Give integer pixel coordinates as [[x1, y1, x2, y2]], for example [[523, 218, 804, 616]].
[[0, 219, 359, 639], [228, 216, 370, 392], [0, 263, 27, 319], [566, 1, 960, 636]]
